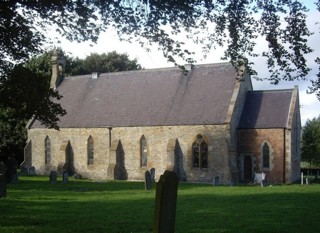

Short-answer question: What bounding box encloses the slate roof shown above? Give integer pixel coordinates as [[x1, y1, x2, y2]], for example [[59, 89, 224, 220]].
[[238, 89, 293, 129], [31, 62, 239, 128]]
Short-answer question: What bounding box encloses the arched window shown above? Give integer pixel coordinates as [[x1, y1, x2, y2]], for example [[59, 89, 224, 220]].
[[140, 135, 147, 167], [87, 136, 94, 165], [262, 142, 270, 169], [45, 136, 51, 164], [192, 134, 208, 168]]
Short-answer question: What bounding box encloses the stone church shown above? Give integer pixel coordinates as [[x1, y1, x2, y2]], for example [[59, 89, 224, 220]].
[[22, 54, 301, 184]]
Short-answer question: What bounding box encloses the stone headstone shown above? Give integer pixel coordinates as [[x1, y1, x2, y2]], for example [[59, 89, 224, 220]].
[[150, 168, 156, 183], [0, 162, 7, 198], [49, 171, 58, 185], [63, 171, 69, 183], [213, 176, 220, 186], [0, 162, 6, 175], [145, 170, 152, 191], [153, 170, 179, 233], [9, 158, 19, 183], [29, 166, 36, 175]]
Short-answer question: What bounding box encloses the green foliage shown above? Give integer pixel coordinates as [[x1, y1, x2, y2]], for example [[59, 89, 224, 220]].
[[70, 51, 142, 75], [0, 1, 317, 83], [1, 177, 320, 233], [0, 65, 66, 129], [0, 65, 66, 161], [301, 115, 320, 167], [24, 49, 142, 76], [309, 57, 320, 101], [0, 108, 27, 161]]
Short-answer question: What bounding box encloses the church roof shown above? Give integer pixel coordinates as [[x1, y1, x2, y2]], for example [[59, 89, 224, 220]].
[[238, 89, 294, 129], [31, 62, 239, 128]]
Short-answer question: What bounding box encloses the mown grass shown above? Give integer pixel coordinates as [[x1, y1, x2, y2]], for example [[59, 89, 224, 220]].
[[1, 176, 320, 233]]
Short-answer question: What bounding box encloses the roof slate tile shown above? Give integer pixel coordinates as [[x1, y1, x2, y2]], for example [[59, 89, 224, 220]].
[[32, 63, 239, 128]]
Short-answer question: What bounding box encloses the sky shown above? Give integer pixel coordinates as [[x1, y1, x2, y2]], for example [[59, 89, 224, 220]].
[[50, 4, 320, 126]]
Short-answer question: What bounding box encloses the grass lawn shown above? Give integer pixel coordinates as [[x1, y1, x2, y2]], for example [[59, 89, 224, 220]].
[[1, 176, 320, 233]]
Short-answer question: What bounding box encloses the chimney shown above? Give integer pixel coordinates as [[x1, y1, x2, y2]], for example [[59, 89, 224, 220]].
[[50, 50, 66, 89], [92, 72, 99, 79], [184, 64, 194, 72]]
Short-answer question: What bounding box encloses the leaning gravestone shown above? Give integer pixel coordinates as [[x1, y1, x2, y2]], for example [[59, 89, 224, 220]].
[[49, 171, 58, 185], [0, 162, 7, 198], [145, 170, 152, 191], [63, 171, 69, 184], [153, 170, 179, 233]]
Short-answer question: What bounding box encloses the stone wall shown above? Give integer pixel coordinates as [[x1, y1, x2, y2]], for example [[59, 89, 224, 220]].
[[27, 124, 233, 183], [288, 90, 301, 183], [225, 71, 253, 183], [238, 129, 300, 183], [238, 128, 295, 184]]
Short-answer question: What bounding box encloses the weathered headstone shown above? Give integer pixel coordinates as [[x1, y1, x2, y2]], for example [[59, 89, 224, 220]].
[[29, 166, 36, 175], [153, 170, 179, 233], [49, 171, 57, 185], [213, 176, 220, 186], [0, 162, 7, 198], [301, 172, 304, 185], [145, 170, 152, 191], [9, 157, 19, 183], [63, 171, 69, 183], [150, 168, 156, 184]]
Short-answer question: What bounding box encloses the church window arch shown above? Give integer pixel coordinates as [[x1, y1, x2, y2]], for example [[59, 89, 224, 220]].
[[45, 136, 51, 164], [87, 135, 94, 165], [192, 134, 208, 169], [262, 141, 271, 169], [140, 135, 147, 167]]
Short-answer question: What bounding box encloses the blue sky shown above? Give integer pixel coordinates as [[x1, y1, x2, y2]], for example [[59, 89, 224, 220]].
[[51, 3, 320, 126]]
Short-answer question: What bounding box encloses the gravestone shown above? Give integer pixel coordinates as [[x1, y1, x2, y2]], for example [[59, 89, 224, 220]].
[[145, 170, 152, 191], [213, 176, 220, 186], [150, 168, 156, 184], [9, 157, 19, 183], [29, 166, 36, 176], [0, 162, 7, 198], [49, 171, 58, 185], [63, 171, 69, 183], [153, 170, 179, 233]]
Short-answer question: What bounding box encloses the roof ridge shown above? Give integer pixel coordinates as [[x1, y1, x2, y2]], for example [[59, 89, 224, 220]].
[[250, 88, 294, 93], [65, 62, 233, 79]]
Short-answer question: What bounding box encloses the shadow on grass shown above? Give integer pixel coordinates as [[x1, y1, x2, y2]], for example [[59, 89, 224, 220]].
[[1, 177, 320, 233]]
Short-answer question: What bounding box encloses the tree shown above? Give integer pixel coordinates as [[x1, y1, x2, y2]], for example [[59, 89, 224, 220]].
[[0, 1, 317, 83], [301, 116, 320, 168], [24, 49, 142, 76], [0, 65, 66, 164], [0, 49, 141, 164], [80, 51, 142, 75]]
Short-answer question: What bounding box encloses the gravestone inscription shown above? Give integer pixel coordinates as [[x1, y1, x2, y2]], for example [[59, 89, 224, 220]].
[[153, 170, 179, 233]]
